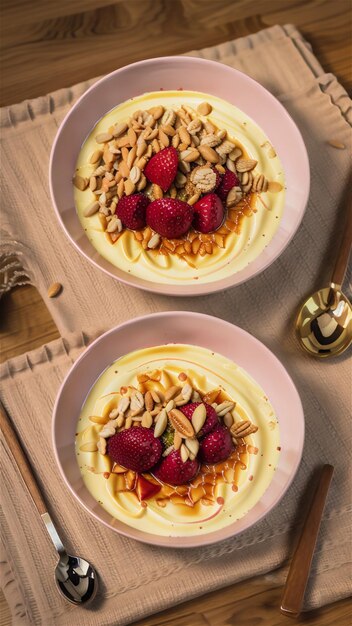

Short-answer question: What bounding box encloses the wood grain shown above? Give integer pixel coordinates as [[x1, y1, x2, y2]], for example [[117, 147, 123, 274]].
[[0, 403, 48, 516], [0, 0, 351, 106], [1, 1, 351, 624]]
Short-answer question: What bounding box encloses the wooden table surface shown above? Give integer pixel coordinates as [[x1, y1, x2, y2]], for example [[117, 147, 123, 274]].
[[0, 1, 351, 624]]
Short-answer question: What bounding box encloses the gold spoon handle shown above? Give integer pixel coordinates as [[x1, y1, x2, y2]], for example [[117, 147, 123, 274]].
[[0, 402, 48, 516], [280, 464, 334, 618], [331, 197, 352, 288]]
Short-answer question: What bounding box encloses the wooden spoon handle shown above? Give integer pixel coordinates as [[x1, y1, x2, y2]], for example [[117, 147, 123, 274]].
[[331, 198, 352, 287], [0, 402, 47, 515], [280, 464, 334, 618]]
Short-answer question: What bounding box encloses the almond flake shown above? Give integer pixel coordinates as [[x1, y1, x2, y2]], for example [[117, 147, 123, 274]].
[[180, 444, 189, 463], [192, 403, 206, 434], [154, 409, 168, 437]]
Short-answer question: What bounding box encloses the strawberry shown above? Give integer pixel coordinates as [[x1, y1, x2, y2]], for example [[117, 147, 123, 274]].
[[199, 425, 234, 464], [217, 169, 240, 201], [136, 475, 161, 501], [192, 193, 224, 233], [116, 193, 150, 230], [144, 147, 178, 192], [107, 427, 162, 472], [153, 450, 200, 486], [181, 402, 219, 437], [146, 198, 194, 238]]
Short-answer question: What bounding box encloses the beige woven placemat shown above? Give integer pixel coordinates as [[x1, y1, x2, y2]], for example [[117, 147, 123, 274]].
[[1, 24, 351, 626]]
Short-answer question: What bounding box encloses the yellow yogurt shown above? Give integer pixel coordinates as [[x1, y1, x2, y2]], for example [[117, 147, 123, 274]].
[[74, 90, 285, 285], [76, 344, 280, 537]]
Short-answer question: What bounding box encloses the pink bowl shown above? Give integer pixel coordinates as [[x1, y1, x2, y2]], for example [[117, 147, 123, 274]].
[[52, 312, 304, 548], [49, 56, 310, 296]]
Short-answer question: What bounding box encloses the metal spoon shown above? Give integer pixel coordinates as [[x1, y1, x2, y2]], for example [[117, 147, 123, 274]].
[[296, 197, 352, 357], [0, 403, 98, 605]]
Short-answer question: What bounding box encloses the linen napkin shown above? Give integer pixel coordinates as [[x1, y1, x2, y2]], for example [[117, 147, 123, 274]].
[[1, 24, 351, 625]]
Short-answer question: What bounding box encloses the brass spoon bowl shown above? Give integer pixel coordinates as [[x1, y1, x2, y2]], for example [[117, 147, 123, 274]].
[[296, 198, 352, 358]]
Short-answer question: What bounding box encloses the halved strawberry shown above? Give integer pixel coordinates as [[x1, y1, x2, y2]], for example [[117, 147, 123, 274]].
[[116, 193, 150, 230], [152, 450, 200, 486], [192, 193, 224, 233], [199, 425, 234, 464], [144, 147, 178, 192], [107, 427, 162, 472], [136, 475, 161, 501], [146, 198, 194, 238], [217, 169, 240, 201]]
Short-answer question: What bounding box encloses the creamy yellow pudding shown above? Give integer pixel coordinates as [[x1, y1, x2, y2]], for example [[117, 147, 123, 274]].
[[74, 90, 285, 285], [76, 344, 280, 537]]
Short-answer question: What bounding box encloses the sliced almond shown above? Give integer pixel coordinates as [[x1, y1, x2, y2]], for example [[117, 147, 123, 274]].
[[149, 105, 165, 120], [118, 397, 130, 414], [95, 132, 113, 144], [179, 126, 191, 146], [141, 411, 153, 428], [148, 233, 161, 249], [161, 124, 176, 136], [198, 145, 219, 163], [125, 415, 133, 429], [124, 179, 135, 196], [73, 175, 88, 191], [185, 437, 199, 457], [79, 442, 98, 452], [162, 445, 174, 457], [188, 192, 200, 205], [113, 122, 128, 138], [169, 409, 195, 438], [130, 165, 141, 184], [97, 437, 107, 455], [127, 127, 137, 147], [154, 409, 168, 437], [145, 391, 154, 412], [173, 431, 182, 450], [150, 390, 160, 403], [161, 109, 176, 126], [197, 102, 212, 116], [164, 385, 181, 402], [223, 412, 234, 428], [47, 282, 62, 298], [192, 403, 207, 434], [180, 444, 189, 463], [165, 399, 175, 414], [153, 184, 163, 199], [83, 201, 100, 217], [158, 128, 170, 147], [116, 414, 125, 428], [127, 145, 137, 170], [180, 148, 200, 162], [236, 158, 258, 172], [109, 408, 119, 419], [327, 139, 346, 149], [118, 161, 130, 179]]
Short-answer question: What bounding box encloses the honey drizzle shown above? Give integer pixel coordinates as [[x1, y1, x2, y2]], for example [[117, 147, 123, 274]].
[[108, 444, 249, 511]]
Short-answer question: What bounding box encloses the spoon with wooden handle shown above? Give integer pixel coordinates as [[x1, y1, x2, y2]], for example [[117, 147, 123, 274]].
[[280, 464, 334, 617], [0, 402, 98, 605]]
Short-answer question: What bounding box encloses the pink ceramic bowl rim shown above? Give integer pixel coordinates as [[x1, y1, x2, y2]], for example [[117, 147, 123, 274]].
[[52, 311, 305, 548], [49, 56, 310, 296]]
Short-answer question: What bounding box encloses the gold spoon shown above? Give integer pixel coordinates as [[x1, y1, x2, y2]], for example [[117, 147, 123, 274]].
[[296, 198, 352, 357]]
